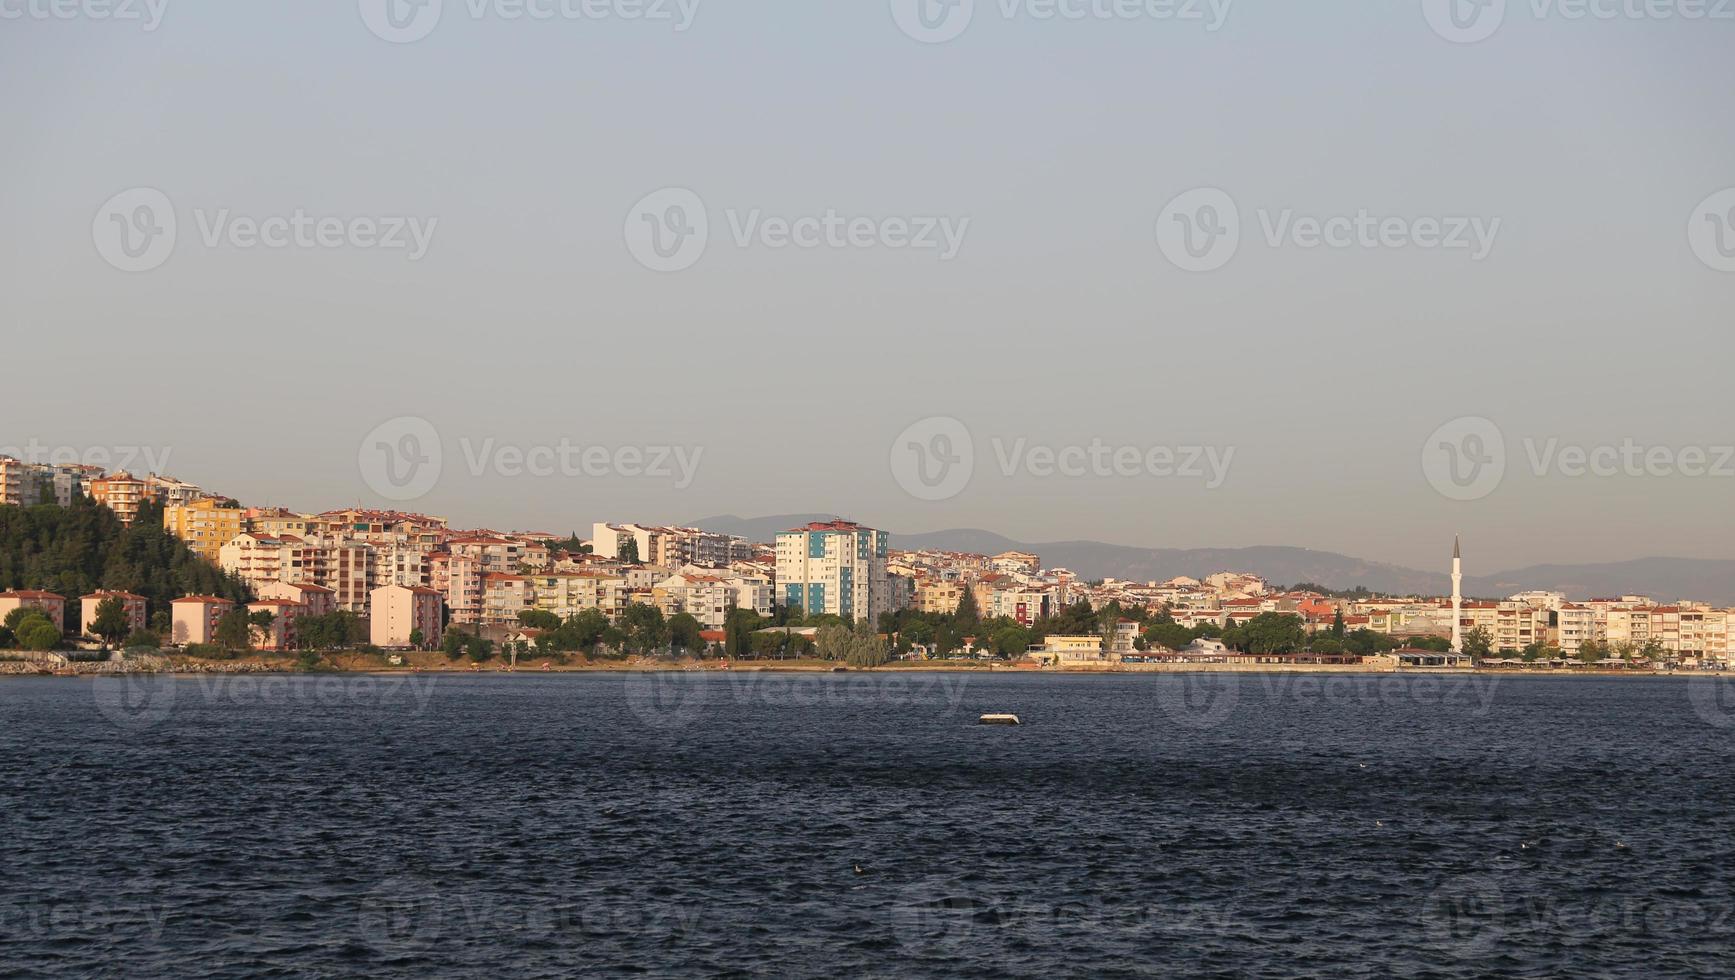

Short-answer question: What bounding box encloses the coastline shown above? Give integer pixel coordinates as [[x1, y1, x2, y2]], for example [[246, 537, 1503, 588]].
[[0, 655, 1723, 679]]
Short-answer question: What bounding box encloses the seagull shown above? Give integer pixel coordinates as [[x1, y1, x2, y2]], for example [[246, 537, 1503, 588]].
[[1358, 763, 1367, 769], [853, 864, 867, 875], [1616, 842, 1629, 850], [1375, 821, 1384, 828]]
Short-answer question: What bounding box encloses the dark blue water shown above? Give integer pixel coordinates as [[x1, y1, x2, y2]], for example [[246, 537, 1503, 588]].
[[3, 671, 1734, 978]]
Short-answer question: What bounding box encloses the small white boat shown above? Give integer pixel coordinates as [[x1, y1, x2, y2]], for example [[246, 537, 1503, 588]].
[[979, 713, 1021, 726]]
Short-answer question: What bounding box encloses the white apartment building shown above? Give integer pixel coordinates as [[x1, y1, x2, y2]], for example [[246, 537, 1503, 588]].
[[775, 521, 890, 625]]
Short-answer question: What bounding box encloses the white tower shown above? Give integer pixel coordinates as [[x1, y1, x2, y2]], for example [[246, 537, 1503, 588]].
[[1451, 535, 1464, 653]]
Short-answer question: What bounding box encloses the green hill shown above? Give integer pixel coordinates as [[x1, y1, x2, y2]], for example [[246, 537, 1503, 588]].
[[0, 497, 252, 621]]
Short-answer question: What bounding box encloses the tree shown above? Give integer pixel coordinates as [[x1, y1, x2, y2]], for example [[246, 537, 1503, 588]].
[[845, 623, 889, 667], [1310, 636, 1346, 655], [619, 603, 667, 654], [953, 588, 981, 629], [19, 619, 61, 651], [247, 609, 278, 648], [441, 629, 467, 660], [1578, 637, 1609, 664], [668, 613, 703, 656], [1144, 620, 1196, 653], [216, 608, 253, 652], [619, 538, 640, 564], [1344, 629, 1399, 657], [466, 634, 495, 662], [0, 626, 14, 649], [815, 623, 852, 661], [408, 628, 425, 650], [1520, 641, 1548, 663], [1409, 635, 1453, 653], [1331, 609, 1346, 638], [1461, 626, 1494, 665], [517, 609, 562, 631], [91, 596, 131, 646], [1238, 613, 1307, 655], [724, 607, 761, 659], [3, 607, 42, 633], [123, 628, 159, 649]]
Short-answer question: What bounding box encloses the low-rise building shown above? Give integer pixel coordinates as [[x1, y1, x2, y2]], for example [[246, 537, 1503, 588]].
[[79, 591, 148, 638], [171, 596, 235, 646], [0, 590, 67, 632]]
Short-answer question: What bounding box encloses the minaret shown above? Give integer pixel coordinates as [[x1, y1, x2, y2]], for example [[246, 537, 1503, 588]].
[[1451, 535, 1464, 653]]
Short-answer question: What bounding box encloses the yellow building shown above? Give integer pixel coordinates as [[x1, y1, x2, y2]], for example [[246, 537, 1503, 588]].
[[163, 498, 246, 561]]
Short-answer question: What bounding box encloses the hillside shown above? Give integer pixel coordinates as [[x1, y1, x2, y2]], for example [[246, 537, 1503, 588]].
[[0, 498, 252, 619]]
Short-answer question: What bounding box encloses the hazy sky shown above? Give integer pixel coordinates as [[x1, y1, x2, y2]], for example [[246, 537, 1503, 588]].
[[4, 0, 1731, 573]]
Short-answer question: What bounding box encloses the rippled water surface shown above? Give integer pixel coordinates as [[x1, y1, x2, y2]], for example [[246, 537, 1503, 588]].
[[3, 671, 1734, 978]]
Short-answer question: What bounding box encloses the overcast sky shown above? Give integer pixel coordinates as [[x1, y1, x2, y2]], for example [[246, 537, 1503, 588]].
[[4, 0, 1731, 573]]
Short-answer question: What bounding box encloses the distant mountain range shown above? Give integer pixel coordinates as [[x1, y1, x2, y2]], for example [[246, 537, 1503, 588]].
[[691, 514, 1735, 605]]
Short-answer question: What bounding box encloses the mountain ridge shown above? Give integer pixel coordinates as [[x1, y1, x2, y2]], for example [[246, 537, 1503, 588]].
[[690, 514, 1735, 605]]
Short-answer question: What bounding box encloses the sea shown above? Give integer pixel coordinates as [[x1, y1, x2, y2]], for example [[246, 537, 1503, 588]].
[[2, 670, 1733, 978]]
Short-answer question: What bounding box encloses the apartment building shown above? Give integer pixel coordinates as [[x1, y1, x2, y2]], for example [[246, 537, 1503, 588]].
[[0, 590, 67, 632], [370, 585, 444, 649], [591, 523, 750, 569], [258, 581, 336, 617], [89, 472, 148, 524], [774, 521, 890, 625], [79, 591, 148, 637], [247, 599, 306, 651], [171, 596, 234, 645], [163, 498, 247, 562]]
